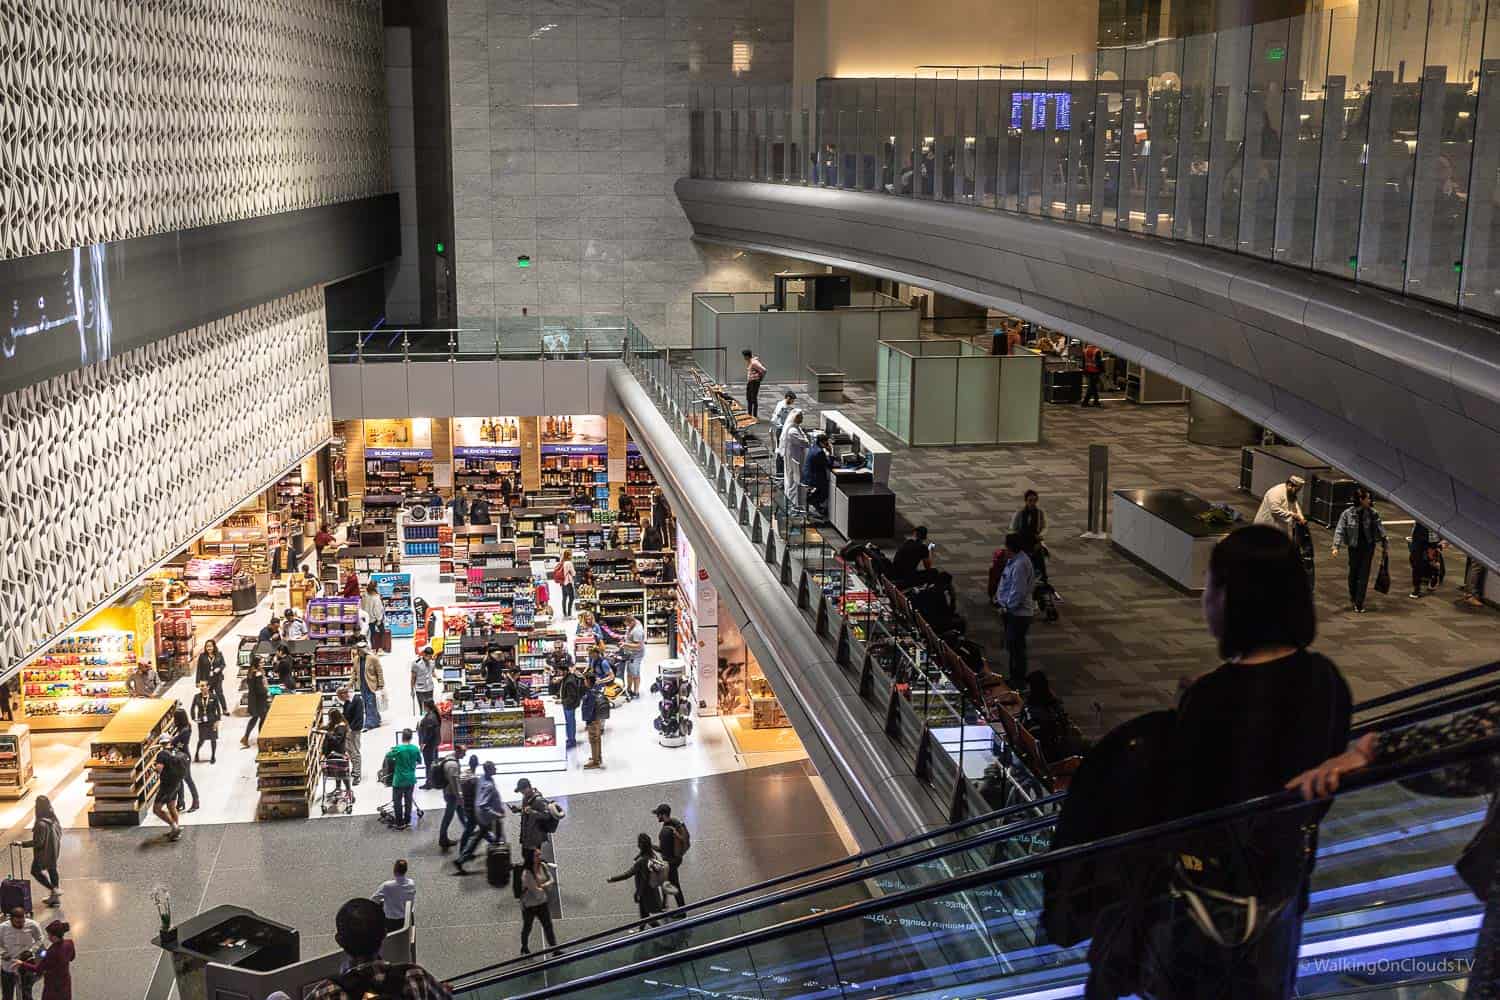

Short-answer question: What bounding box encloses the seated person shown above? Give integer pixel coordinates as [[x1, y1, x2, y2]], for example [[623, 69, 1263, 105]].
[[891, 526, 933, 583]]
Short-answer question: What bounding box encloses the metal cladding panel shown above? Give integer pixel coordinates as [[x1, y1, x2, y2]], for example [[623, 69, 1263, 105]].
[[360, 364, 411, 418], [406, 363, 456, 417]]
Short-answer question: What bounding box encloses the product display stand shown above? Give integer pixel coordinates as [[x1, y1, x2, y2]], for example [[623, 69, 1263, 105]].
[[22, 631, 135, 730], [307, 597, 359, 643], [85, 698, 176, 826], [0, 725, 35, 799], [651, 659, 693, 747], [371, 572, 415, 636], [398, 510, 451, 563], [255, 693, 324, 820]]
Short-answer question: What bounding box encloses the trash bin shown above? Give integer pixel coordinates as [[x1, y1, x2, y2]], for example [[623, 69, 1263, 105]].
[[153, 905, 299, 1000]]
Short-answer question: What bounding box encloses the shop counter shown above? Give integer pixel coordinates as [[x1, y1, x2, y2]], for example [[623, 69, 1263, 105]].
[[1111, 489, 1233, 592], [831, 478, 896, 540], [821, 410, 891, 484]]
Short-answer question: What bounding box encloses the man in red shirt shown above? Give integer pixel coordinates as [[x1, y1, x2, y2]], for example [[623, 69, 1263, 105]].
[[1081, 344, 1103, 407]]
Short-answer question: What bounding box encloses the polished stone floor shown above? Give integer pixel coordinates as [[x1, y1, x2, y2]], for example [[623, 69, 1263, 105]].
[[760, 381, 1500, 732], [32, 760, 846, 999]]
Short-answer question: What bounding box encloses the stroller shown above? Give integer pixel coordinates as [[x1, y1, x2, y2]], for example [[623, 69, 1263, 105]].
[[377, 799, 425, 829], [320, 753, 355, 815]]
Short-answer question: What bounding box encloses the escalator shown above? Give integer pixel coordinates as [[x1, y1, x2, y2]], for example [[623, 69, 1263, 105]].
[[448, 663, 1500, 998]]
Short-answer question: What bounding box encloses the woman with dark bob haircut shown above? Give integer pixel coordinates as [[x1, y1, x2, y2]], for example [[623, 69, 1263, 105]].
[[1134, 525, 1351, 1000]]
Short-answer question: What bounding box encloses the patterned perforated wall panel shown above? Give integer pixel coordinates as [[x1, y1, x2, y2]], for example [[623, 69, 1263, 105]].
[[0, 0, 390, 261], [0, 287, 333, 674]]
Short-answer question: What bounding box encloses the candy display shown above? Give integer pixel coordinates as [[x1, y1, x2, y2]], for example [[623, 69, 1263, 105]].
[[23, 630, 135, 729]]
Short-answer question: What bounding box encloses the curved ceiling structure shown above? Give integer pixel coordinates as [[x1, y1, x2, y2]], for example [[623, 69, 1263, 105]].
[[676, 178, 1500, 572]]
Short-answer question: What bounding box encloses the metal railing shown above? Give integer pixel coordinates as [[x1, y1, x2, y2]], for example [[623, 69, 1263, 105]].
[[623, 328, 1046, 820], [689, 5, 1500, 319], [327, 319, 637, 363]]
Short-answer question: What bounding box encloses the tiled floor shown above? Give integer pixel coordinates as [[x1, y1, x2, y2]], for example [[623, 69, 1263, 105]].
[[758, 381, 1500, 732], [21, 560, 833, 999], [41, 759, 845, 999]]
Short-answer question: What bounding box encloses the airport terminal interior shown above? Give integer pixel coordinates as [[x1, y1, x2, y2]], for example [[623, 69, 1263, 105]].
[[4, 1, 1500, 998]]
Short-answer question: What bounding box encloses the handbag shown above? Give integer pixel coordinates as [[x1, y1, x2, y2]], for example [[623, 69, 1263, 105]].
[[1170, 854, 1294, 947], [1374, 550, 1392, 594]]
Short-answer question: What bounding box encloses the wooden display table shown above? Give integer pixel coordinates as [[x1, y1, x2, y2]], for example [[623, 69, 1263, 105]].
[[255, 693, 324, 820], [0, 724, 34, 799], [86, 698, 176, 826]]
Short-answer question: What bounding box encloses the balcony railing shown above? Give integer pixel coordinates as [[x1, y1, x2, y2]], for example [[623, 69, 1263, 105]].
[[688, 5, 1500, 318]]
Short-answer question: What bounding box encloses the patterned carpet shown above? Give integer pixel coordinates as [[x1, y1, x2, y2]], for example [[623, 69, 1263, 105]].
[[758, 381, 1500, 736]]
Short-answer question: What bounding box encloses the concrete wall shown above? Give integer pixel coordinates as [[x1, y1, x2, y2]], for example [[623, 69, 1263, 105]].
[[446, 0, 805, 345], [793, 0, 1100, 93]]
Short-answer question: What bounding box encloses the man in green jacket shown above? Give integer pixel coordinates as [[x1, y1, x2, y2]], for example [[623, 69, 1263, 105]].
[[385, 730, 423, 829]]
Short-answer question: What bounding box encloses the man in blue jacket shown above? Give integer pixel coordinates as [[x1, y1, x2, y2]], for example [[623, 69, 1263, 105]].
[[455, 761, 503, 873], [801, 433, 832, 520]]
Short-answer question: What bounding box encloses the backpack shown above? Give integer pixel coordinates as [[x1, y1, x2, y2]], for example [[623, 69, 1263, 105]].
[[665, 818, 691, 857], [646, 854, 670, 888], [331, 963, 415, 999], [537, 797, 564, 834], [377, 752, 394, 788], [551, 560, 566, 584]]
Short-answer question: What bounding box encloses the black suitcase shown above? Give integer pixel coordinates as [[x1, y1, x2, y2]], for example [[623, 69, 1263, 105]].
[[486, 842, 512, 888], [2, 845, 32, 916]]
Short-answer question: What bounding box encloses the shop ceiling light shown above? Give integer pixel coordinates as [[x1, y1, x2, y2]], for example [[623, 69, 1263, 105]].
[[732, 41, 752, 75]]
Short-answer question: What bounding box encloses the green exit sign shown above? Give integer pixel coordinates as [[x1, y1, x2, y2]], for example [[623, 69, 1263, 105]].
[[1266, 46, 1286, 61], [517, 255, 531, 268]]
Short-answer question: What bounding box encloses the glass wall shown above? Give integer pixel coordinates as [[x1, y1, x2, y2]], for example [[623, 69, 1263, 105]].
[[688, 0, 1500, 319]]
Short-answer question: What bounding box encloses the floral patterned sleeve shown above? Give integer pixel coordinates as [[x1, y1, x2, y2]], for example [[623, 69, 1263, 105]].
[[1375, 702, 1500, 798]]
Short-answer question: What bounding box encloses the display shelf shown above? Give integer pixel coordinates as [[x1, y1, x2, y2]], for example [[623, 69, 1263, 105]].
[[624, 448, 658, 507], [595, 579, 646, 630], [560, 521, 606, 553], [361, 493, 404, 551], [22, 631, 136, 730], [307, 597, 360, 643], [399, 510, 451, 563], [515, 629, 569, 687], [312, 644, 355, 697], [451, 704, 527, 749], [155, 606, 194, 681], [363, 452, 435, 495], [462, 566, 531, 611], [255, 693, 325, 820], [371, 572, 415, 637], [513, 507, 566, 556], [586, 548, 636, 584], [86, 698, 176, 826], [454, 442, 521, 502], [0, 725, 35, 799], [184, 557, 255, 617]]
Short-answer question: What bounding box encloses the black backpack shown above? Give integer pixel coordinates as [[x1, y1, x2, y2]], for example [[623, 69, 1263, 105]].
[[1042, 709, 1176, 948], [331, 963, 415, 998]]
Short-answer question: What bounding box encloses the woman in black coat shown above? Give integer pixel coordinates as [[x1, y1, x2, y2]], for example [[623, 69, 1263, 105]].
[[607, 833, 665, 925], [241, 664, 270, 748], [195, 640, 227, 712]]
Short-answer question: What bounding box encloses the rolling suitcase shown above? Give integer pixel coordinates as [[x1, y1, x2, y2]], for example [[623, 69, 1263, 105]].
[[2, 845, 32, 916], [486, 841, 512, 888]]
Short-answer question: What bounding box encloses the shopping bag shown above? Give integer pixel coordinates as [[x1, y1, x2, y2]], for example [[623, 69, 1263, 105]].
[[1374, 551, 1391, 594]]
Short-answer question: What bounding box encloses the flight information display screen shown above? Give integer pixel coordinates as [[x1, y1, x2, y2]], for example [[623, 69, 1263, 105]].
[[1010, 91, 1072, 131]]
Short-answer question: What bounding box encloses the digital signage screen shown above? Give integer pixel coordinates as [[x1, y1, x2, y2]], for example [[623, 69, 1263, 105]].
[[0, 194, 400, 398], [1010, 91, 1072, 131]]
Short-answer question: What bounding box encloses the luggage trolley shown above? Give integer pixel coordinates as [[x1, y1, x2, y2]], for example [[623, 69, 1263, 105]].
[[321, 753, 355, 814]]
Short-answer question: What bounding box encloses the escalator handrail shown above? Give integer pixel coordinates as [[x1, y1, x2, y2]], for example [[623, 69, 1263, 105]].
[[454, 664, 1492, 988], [452, 790, 1063, 982], [450, 803, 1062, 983], [1351, 659, 1500, 714], [473, 730, 1500, 998], [1352, 679, 1500, 736]]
